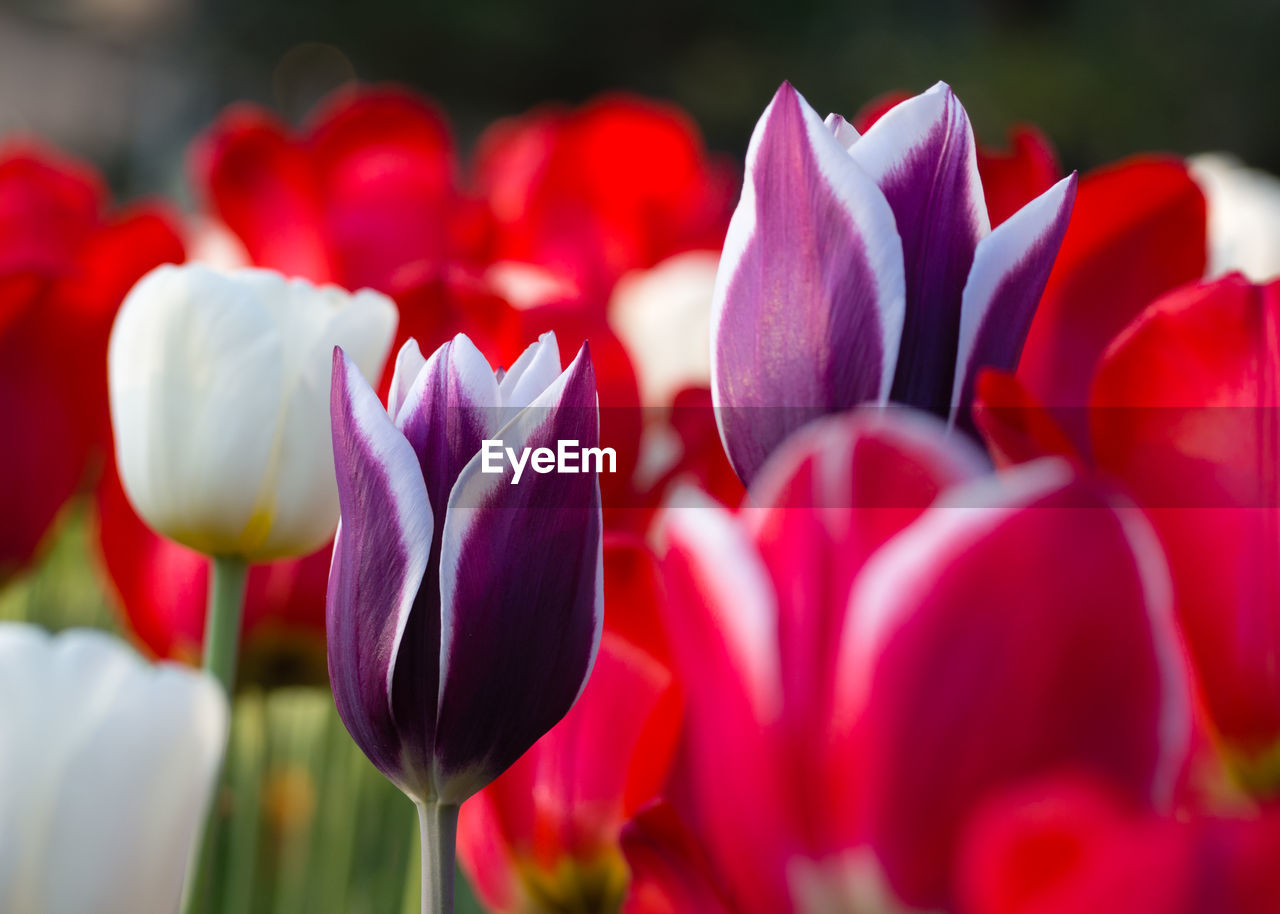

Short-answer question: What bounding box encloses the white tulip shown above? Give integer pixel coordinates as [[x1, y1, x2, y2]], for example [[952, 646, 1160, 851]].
[[1190, 153, 1280, 282], [109, 264, 398, 560], [0, 624, 228, 914], [608, 250, 719, 407]]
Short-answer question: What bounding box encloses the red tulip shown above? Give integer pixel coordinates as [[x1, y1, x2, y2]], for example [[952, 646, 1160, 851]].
[[974, 156, 1210, 459], [1013, 156, 1207, 448], [958, 773, 1280, 914], [191, 84, 474, 293], [620, 803, 733, 914], [457, 537, 680, 912], [1090, 275, 1280, 785], [639, 408, 1190, 913], [0, 142, 182, 580], [474, 94, 735, 305]]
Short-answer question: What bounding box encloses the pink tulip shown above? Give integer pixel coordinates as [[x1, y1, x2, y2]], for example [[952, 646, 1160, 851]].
[[630, 407, 1191, 912]]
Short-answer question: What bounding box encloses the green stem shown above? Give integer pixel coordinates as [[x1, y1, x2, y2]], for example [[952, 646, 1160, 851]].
[[180, 554, 251, 914], [416, 800, 459, 914], [202, 554, 250, 692]]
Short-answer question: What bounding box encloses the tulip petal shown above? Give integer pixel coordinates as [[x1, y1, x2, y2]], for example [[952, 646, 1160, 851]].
[[837, 464, 1191, 908], [824, 113, 861, 149], [256, 277, 398, 558], [388, 333, 504, 784], [327, 348, 435, 795], [108, 264, 286, 555], [951, 173, 1077, 426], [658, 488, 792, 913], [970, 369, 1081, 467], [396, 333, 503, 513], [0, 625, 226, 914], [433, 345, 603, 801], [976, 124, 1062, 227], [305, 87, 458, 291], [958, 774, 1280, 914], [849, 82, 989, 415], [711, 82, 906, 485], [497, 330, 562, 413], [1017, 156, 1206, 446], [745, 409, 987, 745], [387, 338, 428, 421], [1090, 276, 1280, 764], [190, 106, 334, 282], [620, 803, 736, 914]]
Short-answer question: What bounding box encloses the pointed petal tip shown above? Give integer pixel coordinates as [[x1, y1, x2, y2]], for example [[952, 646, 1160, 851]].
[[397, 337, 424, 360], [768, 80, 804, 113]]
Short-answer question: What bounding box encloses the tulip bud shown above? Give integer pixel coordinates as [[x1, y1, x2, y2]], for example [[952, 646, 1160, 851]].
[[327, 330, 603, 806], [107, 264, 397, 561], [0, 624, 227, 914], [711, 82, 1076, 483]]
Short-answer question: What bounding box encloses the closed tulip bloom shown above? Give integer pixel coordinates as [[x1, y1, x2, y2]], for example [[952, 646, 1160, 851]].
[[108, 263, 397, 561], [1090, 275, 1280, 784], [712, 82, 1077, 483], [0, 624, 227, 914], [633, 411, 1189, 913], [328, 330, 603, 911]]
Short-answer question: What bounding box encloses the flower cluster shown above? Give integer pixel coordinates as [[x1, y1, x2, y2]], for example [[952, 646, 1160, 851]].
[[2, 72, 1280, 914]]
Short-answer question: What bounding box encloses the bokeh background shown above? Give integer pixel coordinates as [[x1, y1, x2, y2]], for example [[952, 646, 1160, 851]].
[[0, 1, 1273, 912], [0, 0, 1275, 200]]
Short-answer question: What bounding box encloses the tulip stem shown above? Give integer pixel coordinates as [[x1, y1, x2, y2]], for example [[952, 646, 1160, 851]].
[[203, 554, 250, 692], [178, 555, 250, 914], [416, 799, 459, 914]]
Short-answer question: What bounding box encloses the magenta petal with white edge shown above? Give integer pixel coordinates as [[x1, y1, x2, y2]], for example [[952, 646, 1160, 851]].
[[711, 82, 906, 486], [836, 461, 1192, 909], [327, 346, 435, 798], [848, 83, 989, 415], [951, 173, 1078, 425], [432, 344, 603, 803]]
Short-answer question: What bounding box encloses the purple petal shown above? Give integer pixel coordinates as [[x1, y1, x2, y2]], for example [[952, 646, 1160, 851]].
[[327, 346, 434, 797], [849, 83, 989, 415], [432, 344, 604, 801], [387, 333, 502, 782], [712, 82, 906, 485], [395, 333, 502, 523], [951, 173, 1078, 428]]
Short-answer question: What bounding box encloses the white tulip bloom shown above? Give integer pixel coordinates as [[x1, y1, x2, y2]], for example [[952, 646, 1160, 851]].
[[608, 250, 719, 407], [1190, 154, 1280, 282], [0, 624, 228, 914], [109, 264, 398, 560]]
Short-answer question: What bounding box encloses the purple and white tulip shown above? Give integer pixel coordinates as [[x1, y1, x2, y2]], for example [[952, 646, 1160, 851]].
[[711, 81, 1078, 483], [326, 330, 603, 808]]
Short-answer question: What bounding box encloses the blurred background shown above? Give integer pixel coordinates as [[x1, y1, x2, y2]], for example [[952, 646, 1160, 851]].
[[0, 2, 1272, 912], [0, 0, 1275, 200]]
